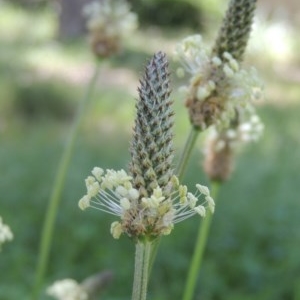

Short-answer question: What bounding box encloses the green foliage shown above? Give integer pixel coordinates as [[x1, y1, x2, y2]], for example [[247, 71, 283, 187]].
[[12, 80, 76, 121], [130, 0, 203, 30], [1, 100, 300, 299], [4, 0, 48, 9]]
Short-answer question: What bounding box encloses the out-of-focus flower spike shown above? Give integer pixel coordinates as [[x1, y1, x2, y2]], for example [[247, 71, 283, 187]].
[[212, 0, 257, 61]]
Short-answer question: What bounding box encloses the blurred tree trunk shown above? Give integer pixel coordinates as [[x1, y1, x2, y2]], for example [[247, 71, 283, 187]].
[[58, 0, 90, 39]]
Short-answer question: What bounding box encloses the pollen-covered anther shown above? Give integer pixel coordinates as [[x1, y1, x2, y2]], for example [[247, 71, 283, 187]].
[[152, 187, 165, 202], [171, 175, 180, 188], [205, 196, 215, 213], [128, 188, 140, 200], [110, 221, 123, 239], [194, 205, 206, 217], [197, 86, 210, 101], [120, 198, 131, 210], [179, 185, 188, 204], [212, 56, 222, 67], [85, 176, 96, 188], [187, 192, 198, 208], [179, 185, 188, 198], [87, 181, 100, 198], [223, 64, 235, 78], [196, 184, 210, 196], [78, 195, 91, 211], [116, 185, 128, 197], [91, 167, 104, 181], [142, 187, 165, 209]]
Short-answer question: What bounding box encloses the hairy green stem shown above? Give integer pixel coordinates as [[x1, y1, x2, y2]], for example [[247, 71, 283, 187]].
[[182, 181, 221, 300], [132, 241, 152, 300], [32, 63, 101, 300]]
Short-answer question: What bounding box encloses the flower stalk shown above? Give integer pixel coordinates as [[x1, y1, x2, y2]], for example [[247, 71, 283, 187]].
[[180, 1, 260, 300], [32, 63, 101, 300], [132, 241, 153, 300], [78, 52, 214, 300], [182, 181, 220, 300]]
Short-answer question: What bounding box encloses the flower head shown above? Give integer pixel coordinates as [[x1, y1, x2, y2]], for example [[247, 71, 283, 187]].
[[47, 279, 88, 300], [174, 0, 260, 131], [79, 170, 214, 240], [83, 0, 138, 57], [0, 216, 13, 250], [79, 52, 214, 241], [47, 271, 113, 300], [175, 35, 263, 131]]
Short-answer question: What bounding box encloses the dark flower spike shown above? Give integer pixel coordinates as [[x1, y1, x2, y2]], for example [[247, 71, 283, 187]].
[[212, 0, 257, 61], [130, 51, 174, 199], [79, 52, 214, 241]]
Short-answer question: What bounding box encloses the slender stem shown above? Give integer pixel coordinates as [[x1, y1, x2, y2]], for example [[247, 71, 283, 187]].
[[182, 181, 221, 300], [132, 241, 153, 300], [32, 63, 101, 300], [176, 127, 200, 180], [148, 127, 200, 275]]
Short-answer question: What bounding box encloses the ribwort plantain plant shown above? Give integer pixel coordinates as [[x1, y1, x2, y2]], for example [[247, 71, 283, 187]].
[[78, 52, 215, 300], [173, 1, 264, 299]]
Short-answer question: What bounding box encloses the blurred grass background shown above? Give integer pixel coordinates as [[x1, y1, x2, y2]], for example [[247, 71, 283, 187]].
[[0, 0, 300, 299]]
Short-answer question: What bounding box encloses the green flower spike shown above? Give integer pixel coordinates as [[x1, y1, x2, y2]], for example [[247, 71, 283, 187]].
[[79, 52, 214, 241]]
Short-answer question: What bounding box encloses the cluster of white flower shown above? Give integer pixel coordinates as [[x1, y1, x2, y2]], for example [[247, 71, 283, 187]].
[[174, 34, 264, 130], [174, 35, 210, 76], [79, 168, 139, 215], [205, 112, 264, 153], [82, 0, 137, 57], [0, 216, 13, 250], [47, 279, 88, 300], [79, 168, 214, 239], [236, 113, 264, 143], [83, 0, 137, 40]]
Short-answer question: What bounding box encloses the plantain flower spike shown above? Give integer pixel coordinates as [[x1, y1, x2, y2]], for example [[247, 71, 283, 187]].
[[212, 0, 257, 61], [175, 0, 262, 131], [78, 52, 214, 241], [83, 0, 138, 58]]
